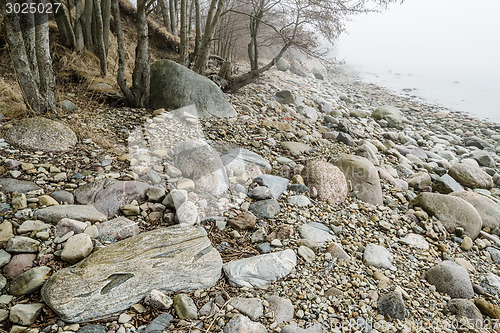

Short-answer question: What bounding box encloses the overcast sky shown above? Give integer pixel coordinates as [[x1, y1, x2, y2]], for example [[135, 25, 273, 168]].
[[336, 0, 500, 81]]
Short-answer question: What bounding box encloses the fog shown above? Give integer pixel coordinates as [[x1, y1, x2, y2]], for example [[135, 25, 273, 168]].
[[336, 0, 500, 121]]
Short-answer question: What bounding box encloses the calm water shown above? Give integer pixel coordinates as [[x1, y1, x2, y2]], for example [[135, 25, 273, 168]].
[[336, 0, 500, 123]]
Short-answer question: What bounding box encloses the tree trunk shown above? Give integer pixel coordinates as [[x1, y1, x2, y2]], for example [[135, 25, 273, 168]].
[[169, 0, 178, 36], [111, 0, 133, 102], [52, 0, 76, 49], [158, 0, 171, 32], [1, 0, 55, 114], [179, 0, 189, 66], [101, 0, 111, 55], [92, 0, 107, 76], [192, 0, 201, 64], [192, 0, 224, 74], [82, 0, 94, 51], [131, 0, 150, 107], [74, 0, 85, 50], [226, 43, 290, 93], [18, 1, 39, 87], [35, 0, 56, 112]]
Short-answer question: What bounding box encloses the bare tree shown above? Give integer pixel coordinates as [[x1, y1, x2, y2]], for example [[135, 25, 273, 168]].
[[192, 0, 225, 74], [179, 0, 190, 65], [1, 0, 56, 114], [113, 0, 150, 107], [225, 0, 400, 92]]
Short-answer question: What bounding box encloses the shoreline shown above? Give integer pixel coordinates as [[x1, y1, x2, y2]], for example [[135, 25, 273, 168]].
[[0, 64, 500, 331]]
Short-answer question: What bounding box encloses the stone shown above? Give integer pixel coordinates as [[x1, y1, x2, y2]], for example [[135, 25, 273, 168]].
[[450, 191, 500, 230], [17, 220, 51, 234], [6, 236, 40, 253], [222, 148, 272, 174], [248, 186, 273, 200], [465, 136, 491, 149], [37, 195, 59, 206], [448, 163, 494, 189], [5, 117, 77, 152], [336, 132, 356, 146], [276, 58, 290, 71], [254, 175, 289, 199], [150, 60, 236, 117], [432, 174, 464, 194], [61, 234, 93, 263], [223, 314, 266, 333], [146, 186, 166, 202], [410, 192, 482, 239], [471, 150, 495, 167], [34, 205, 107, 224], [377, 291, 406, 320], [290, 62, 308, 77], [0, 178, 40, 193], [3, 253, 36, 279], [275, 90, 295, 104], [475, 298, 500, 319], [408, 172, 432, 189], [298, 246, 315, 263], [426, 260, 474, 298], [448, 299, 483, 324], [9, 266, 52, 295], [163, 189, 188, 209], [280, 142, 312, 155], [176, 178, 195, 191], [173, 294, 198, 320], [223, 249, 296, 288], [9, 303, 44, 325], [55, 218, 88, 237], [228, 212, 257, 230], [487, 247, 500, 263], [42, 225, 222, 323], [288, 195, 311, 207], [460, 236, 473, 251], [98, 217, 139, 243], [11, 193, 27, 210], [144, 313, 173, 333], [0, 221, 14, 246], [144, 290, 173, 310], [50, 190, 74, 204], [302, 160, 347, 203], [480, 273, 500, 297], [0, 249, 11, 268], [298, 222, 335, 245], [249, 199, 281, 219], [229, 297, 263, 320], [333, 155, 383, 205], [74, 179, 149, 219], [173, 140, 229, 196], [58, 99, 77, 111], [266, 296, 294, 324], [176, 201, 199, 225], [363, 244, 393, 269], [326, 242, 351, 261], [399, 233, 429, 250], [281, 325, 323, 333], [371, 105, 402, 128], [77, 325, 106, 333]]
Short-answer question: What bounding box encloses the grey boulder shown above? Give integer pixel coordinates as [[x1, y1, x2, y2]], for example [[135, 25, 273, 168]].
[[74, 179, 149, 219], [5, 117, 77, 152], [223, 249, 296, 288], [450, 191, 500, 230], [42, 225, 222, 323], [426, 260, 474, 299], [410, 192, 482, 239], [34, 205, 107, 224], [449, 163, 494, 189], [150, 60, 236, 118]]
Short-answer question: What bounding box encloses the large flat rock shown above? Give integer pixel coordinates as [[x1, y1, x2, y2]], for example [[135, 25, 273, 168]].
[[74, 179, 149, 219], [41, 225, 222, 323], [34, 205, 107, 224], [5, 117, 77, 152], [0, 178, 40, 193]]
